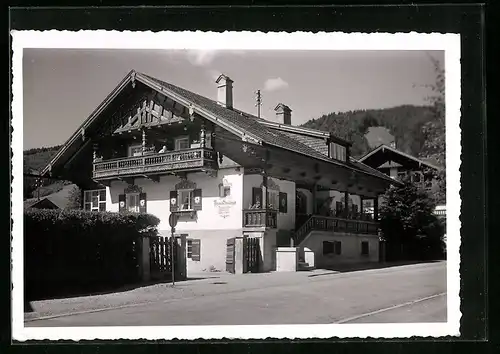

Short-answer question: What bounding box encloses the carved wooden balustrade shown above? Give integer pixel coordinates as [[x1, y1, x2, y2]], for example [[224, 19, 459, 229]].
[[294, 215, 379, 246], [93, 147, 217, 180], [243, 209, 278, 228]]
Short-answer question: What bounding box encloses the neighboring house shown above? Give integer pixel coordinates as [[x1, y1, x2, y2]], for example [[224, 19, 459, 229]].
[[24, 183, 75, 210], [358, 142, 445, 218], [24, 197, 60, 210], [39, 70, 399, 273]]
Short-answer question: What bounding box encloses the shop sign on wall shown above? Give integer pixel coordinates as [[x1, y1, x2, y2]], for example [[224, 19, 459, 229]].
[[214, 199, 237, 218], [214, 177, 236, 218]]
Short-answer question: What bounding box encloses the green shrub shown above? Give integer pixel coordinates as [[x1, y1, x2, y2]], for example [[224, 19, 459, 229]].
[[24, 209, 160, 300]]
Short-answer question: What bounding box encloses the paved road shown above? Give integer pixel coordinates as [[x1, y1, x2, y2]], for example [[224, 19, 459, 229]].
[[27, 262, 446, 326]]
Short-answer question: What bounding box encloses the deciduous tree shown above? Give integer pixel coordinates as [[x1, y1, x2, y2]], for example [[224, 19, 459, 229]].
[[379, 175, 444, 261], [420, 55, 446, 204]]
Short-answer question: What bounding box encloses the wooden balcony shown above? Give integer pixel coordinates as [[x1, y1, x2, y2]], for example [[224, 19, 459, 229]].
[[92, 147, 217, 180], [243, 209, 278, 228], [294, 215, 379, 245]]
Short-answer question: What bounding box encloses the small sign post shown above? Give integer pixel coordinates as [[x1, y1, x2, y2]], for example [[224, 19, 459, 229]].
[[168, 214, 178, 286]]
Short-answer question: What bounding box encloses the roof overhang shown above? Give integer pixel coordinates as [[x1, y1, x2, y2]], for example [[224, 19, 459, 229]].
[[358, 144, 442, 171], [41, 70, 262, 178]]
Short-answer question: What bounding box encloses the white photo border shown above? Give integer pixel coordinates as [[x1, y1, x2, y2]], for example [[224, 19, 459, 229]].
[[11, 30, 461, 341]]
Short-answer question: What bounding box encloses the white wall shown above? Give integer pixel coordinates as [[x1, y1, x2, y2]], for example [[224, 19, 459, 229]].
[[107, 167, 244, 232], [275, 178, 296, 230], [300, 231, 379, 268]]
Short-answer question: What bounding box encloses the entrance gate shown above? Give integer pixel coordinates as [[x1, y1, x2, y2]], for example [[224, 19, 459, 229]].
[[149, 236, 178, 280], [226, 237, 236, 273], [226, 237, 261, 274], [244, 237, 260, 273]]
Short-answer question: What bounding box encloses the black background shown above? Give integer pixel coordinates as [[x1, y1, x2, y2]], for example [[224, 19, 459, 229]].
[[5, 1, 495, 353]]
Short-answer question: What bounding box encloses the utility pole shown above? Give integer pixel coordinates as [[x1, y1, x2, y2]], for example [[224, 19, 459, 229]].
[[255, 90, 262, 118], [35, 178, 41, 201]]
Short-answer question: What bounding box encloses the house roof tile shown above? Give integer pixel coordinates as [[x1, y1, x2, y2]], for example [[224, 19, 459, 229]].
[[41, 70, 397, 185], [144, 73, 395, 183]]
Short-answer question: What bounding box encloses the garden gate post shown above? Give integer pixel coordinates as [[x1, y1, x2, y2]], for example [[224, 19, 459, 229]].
[[234, 236, 245, 274], [175, 234, 187, 280], [141, 236, 151, 282]]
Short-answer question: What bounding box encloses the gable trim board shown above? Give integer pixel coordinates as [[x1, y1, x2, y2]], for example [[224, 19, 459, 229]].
[[358, 144, 442, 171], [40, 70, 399, 187]]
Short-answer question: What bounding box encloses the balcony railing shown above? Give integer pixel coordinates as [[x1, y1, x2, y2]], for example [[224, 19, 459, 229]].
[[294, 215, 379, 246], [93, 147, 217, 180], [243, 209, 278, 228]]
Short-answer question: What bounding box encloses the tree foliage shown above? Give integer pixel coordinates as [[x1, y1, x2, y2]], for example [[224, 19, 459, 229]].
[[418, 56, 446, 204], [379, 176, 445, 260], [66, 185, 82, 210]]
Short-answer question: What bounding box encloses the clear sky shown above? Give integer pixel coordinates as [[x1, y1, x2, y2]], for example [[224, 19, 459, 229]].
[[23, 49, 443, 150]]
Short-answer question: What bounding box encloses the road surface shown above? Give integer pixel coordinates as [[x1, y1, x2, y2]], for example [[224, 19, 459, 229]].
[[27, 261, 446, 326]]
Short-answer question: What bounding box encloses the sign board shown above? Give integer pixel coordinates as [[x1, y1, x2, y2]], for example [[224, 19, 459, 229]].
[[169, 213, 179, 228], [214, 199, 236, 219]]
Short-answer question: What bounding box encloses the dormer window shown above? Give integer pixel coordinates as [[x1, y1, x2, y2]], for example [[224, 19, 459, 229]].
[[329, 142, 347, 162], [175, 136, 190, 150]]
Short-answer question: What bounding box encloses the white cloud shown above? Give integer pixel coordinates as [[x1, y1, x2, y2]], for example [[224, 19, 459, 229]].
[[263, 77, 289, 91], [186, 50, 218, 66], [185, 49, 246, 67]]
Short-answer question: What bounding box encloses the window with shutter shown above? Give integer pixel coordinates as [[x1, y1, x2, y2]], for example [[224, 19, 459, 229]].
[[334, 241, 342, 255], [279, 192, 288, 213], [126, 193, 140, 213], [175, 136, 190, 150], [329, 142, 347, 162], [361, 241, 369, 256], [118, 194, 126, 213], [193, 189, 202, 211], [252, 187, 262, 208], [84, 189, 107, 212], [178, 190, 193, 211], [323, 241, 334, 255], [219, 184, 231, 198], [188, 239, 201, 261], [267, 190, 279, 210], [187, 239, 193, 258], [169, 190, 178, 212], [139, 192, 147, 213]]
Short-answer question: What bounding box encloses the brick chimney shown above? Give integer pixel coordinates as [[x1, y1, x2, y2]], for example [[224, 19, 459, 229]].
[[216, 74, 233, 109], [274, 103, 292, 125]]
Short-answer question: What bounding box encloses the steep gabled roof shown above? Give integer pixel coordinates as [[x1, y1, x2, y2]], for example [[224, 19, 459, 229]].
[[358, 144, 442, 171], [24, 197, 60, 210], [41, 70, 398, 185]]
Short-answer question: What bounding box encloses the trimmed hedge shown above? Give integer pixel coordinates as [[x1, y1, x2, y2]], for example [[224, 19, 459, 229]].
[[24, 209, 160, 300]]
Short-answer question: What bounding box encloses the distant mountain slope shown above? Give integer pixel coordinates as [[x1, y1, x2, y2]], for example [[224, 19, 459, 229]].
[[23, 145, 68, 199], [301, 105, 434, 158], [24, 145, 62, 172]]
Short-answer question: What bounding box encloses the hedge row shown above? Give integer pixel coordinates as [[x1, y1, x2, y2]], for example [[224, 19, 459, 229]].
[[24, 209, 160, 300]]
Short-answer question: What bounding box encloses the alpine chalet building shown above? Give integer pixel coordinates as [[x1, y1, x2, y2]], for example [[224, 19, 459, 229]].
[[40, 70, 399, 274]]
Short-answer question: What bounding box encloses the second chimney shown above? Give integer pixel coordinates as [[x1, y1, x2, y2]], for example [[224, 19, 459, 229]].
[[216, 74, 233, 109], [274, 103, 292, 125]]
